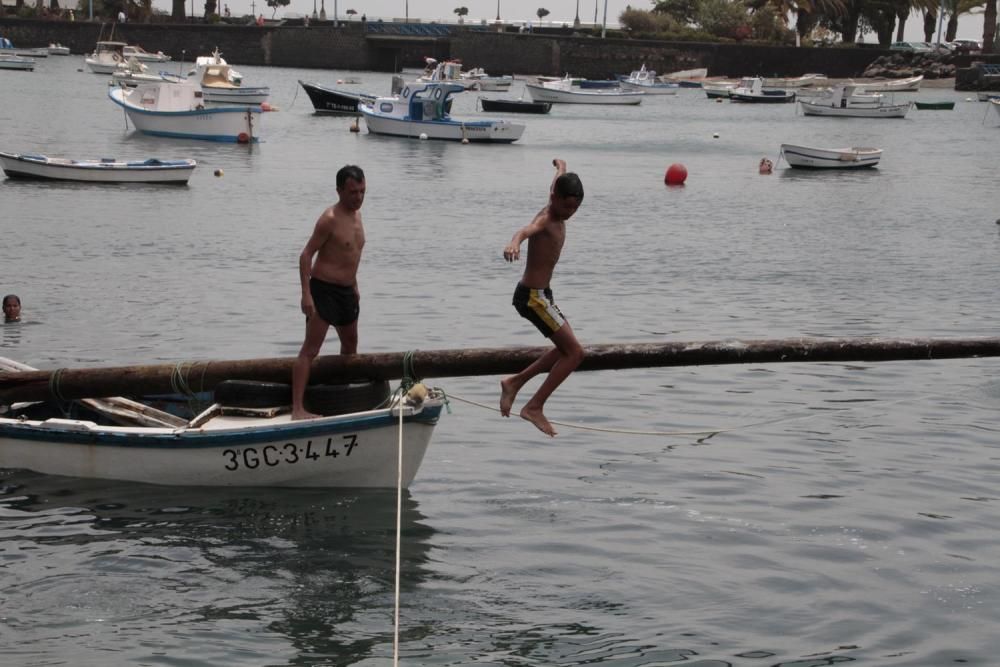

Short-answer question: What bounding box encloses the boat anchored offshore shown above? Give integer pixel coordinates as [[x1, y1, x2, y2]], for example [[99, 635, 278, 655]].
[[108, 80, 262, 143], [779, 143, 883, 169], [0, 151, 196, 183], [798, 84, 912, 118], [360, 80, 525, 143]]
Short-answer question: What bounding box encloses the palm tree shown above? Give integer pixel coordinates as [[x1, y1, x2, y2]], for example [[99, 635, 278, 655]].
[[984, 0, 996, 51], [454, 5, 469, 22], [537, 6, 550, 19]]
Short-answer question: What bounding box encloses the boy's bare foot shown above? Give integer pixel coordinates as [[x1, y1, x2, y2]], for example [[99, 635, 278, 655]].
[[520, 405, 556, 437], [291, 410, 322, 421], [499, 377, 519, 417]]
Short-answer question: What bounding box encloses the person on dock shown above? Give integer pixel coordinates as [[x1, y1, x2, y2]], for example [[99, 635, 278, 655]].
[[3, 294, 21, 323], [500, 159, 585, 437], [291, 165, 367, 420]]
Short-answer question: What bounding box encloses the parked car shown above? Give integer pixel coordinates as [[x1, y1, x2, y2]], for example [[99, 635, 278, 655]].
[[949, 39, 982, 54], [890, 41, 935, 52]]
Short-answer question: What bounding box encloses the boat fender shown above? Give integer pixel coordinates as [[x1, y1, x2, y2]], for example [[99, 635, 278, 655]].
[[112, 52, 121, 62]]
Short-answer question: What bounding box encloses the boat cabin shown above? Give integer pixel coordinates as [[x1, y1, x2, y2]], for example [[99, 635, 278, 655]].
[[201, 65, 240, 89], [380, 81, 463, 121]]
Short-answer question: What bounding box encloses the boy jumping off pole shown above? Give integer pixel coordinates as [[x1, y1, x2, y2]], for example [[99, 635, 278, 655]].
[[500, 159, 585, 437]]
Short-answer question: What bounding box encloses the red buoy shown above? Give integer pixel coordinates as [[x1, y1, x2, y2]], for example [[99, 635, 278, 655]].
[[237, 132, 250, 144], [664, 163, 687, 186], [260, 102, 272, 112]]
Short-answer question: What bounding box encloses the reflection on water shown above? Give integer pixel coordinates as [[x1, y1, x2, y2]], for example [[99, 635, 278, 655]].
[[0, 472, 434, 665]]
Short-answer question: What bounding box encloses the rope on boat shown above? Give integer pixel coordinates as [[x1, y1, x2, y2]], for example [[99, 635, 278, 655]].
[[393, 392, 404, 667], [48, 368, 74, 416]]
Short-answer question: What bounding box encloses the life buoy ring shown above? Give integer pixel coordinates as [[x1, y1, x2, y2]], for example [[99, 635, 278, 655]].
[[111, 52, 121, 62]]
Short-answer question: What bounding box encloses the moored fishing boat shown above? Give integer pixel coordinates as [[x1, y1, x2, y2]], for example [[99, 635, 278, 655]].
[[478, 97, 551, 114], [198, 63, 270, 105], [618, 64, 680, 95], [108, 80, 262, 143], [729, 77, 796, 103], [47, 43, 70, 55], [360, 80, 525, 142], [0, 357, 444, 488], [779, 143, 883, 169], [85, 40, 128, 74], [0, 53, 35, 71], [525, 77, 644, 105], [798, 84, 911, 118], [856, 75, 923, 92], [298, 80, 377, 114], [913, 100, 955, 110], [0, 151, 197, 183]]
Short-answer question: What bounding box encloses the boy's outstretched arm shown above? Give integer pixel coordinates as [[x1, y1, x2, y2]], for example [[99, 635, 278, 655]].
[[550, 158, 567, 193]]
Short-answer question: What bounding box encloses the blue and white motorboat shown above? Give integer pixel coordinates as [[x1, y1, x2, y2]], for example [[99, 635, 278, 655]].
[[618, 64, 680, 95], [85, 40, 128, 74], [108, 80, 262, 143], [0, 151, 197, 184], [360, 81, 525, 143], [0, 357, 445, 488]]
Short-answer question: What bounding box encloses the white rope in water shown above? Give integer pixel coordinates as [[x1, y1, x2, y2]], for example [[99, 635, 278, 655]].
[[393, 396, 404, 667], [445, 391, 949, 438]]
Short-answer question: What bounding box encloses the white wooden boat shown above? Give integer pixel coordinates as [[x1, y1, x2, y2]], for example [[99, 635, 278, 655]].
[[798, 84, 911, 118], [0, 151, 196, 183], [764, 73, 827, 88], [0, 357, 444, 488], [619, 64, 679, 95], [461, 67, 513, 91], [702, 80, 738, 98], [525, 78, 644, 105], [187, 48, 243, 85], [199, 63, 270, 105], [779, 143, 882, 169], [108, 81, 262, 143], [0, 53, 35, 71], [47, 43, 71, 55], [977, 91, 1000, 102], [662, 67, 709, 82], [729, 77, 796, 103], [361, 80, 525, 143], [85, 40, 128, 74], [123, 44, 171, 62], [857, 75, 923, 92], [111, 66, 185, 88]]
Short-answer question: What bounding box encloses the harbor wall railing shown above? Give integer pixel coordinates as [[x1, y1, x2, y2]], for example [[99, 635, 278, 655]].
[[2, 17, 992, 79]]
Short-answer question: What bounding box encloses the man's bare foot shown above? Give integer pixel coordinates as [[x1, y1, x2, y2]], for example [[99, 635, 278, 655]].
[[499, 377, 520, 417], [291, 410, 322, 421], [520, 405, 556, 437]]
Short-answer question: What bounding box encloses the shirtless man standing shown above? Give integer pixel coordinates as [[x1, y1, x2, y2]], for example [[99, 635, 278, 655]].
[[500, 159, 585, 437], [291, 165, 366, 420]]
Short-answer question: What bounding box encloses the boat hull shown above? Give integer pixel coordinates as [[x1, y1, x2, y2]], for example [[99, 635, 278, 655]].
[[857, 76, 923, 92], [0, 152, 196, 183], [478, 97, 551, 114], [109, 87, 262, 142], [202, 85, 271, 105], [730, 92, 796, 103], [619, 81, 678, 95], [780, 144, 882, 169], [525, 82, 643, 105], [0, 55, 35, 71], [361, 106, 524, 142], [298, 80, 375, 115], [799, 100, 911, 118], [0, 403, 442, 488]]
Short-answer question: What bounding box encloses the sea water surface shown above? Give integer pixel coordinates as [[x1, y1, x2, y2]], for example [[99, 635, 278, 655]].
[[1, 56, 999, 666]]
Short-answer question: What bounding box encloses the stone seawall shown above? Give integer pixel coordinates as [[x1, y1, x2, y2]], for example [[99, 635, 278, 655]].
[[2, 17, 899, 78]]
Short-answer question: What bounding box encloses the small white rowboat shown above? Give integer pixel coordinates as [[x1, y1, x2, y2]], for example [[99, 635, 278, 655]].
[[780, 143, 883, 169], [0, 151, 197, 183]]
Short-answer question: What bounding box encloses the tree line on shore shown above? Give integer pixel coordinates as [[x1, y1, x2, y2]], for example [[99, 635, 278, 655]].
[[620, 0, 996, 52]]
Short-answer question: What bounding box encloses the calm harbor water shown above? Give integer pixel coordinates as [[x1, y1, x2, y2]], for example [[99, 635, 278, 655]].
[[2, 56, 1000, 666]]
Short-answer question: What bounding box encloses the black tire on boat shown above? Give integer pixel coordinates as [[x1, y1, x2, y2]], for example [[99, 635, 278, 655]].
[[213, 379, 391, 416]]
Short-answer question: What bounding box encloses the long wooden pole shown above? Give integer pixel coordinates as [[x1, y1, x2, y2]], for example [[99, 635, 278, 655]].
[[2, 336, 999, 404]]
